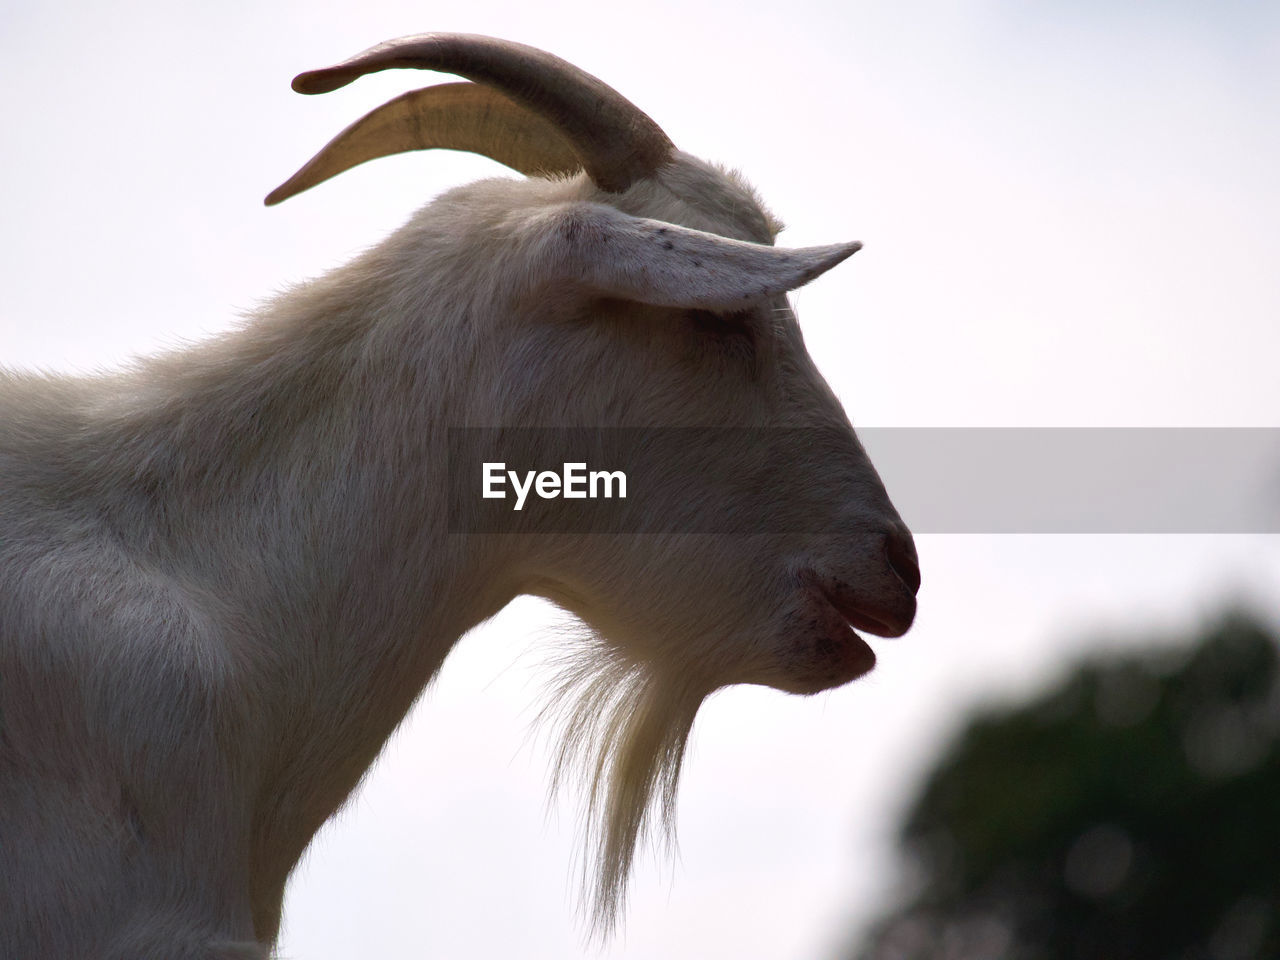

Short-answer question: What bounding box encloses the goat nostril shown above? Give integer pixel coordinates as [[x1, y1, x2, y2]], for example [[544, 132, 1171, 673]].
[[884, 531, 921, 595]]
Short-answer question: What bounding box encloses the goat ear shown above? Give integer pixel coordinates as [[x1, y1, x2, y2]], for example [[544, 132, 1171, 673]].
[[532, 203, 860, 310]]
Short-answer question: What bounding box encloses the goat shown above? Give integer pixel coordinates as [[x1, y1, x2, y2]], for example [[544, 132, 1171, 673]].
[[0, 33, 920, 959]]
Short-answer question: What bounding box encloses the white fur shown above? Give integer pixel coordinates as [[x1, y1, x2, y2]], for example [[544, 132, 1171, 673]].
[[0, 139, 916, 955]]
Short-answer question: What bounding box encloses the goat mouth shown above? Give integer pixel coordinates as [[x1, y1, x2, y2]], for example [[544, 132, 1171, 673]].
[[782, 574, 875, 692], [800, 568, 912, 641], [825, 595, 903, 638]]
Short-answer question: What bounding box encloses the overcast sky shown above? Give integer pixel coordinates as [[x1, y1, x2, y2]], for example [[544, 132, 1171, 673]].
[[3, 2, 1279, 959]]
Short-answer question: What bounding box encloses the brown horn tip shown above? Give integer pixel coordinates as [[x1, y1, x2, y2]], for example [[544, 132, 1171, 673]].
[[282, 33, 674, 193], [291, 70, 353, 95]]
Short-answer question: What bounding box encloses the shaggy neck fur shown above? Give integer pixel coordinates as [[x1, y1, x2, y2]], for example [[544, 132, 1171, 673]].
[[0, 176, 708, 954]]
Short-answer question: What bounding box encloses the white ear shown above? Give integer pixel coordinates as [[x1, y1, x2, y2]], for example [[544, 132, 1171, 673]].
[[525, 202, 860, 310]]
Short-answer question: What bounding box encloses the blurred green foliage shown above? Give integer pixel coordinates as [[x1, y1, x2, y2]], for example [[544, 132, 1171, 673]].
[[852, 612, 1280, 960]]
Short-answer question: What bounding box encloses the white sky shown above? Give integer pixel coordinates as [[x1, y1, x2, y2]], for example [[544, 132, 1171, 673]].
[[3, 2, 1279, 959]]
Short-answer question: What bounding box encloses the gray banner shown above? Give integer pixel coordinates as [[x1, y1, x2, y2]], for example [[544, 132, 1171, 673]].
[[860, 428, 1280, 533], [447, 428, 1280, 534]]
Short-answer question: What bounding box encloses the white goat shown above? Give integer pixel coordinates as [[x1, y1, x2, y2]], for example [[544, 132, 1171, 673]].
[[0, 33, 919, 959]]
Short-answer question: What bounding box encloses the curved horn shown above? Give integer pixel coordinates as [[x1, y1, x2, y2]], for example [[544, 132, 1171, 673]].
[[265, 83, 581, 206], [288, 33, 674, 193]]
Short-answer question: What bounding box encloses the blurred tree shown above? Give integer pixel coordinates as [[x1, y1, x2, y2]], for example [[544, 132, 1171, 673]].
[[851, 612, 1280, 960]]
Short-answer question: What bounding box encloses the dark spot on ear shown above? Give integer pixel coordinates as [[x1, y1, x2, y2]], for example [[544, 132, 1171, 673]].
[[662, 240, 674, 250], [692, 259, 702, 268]]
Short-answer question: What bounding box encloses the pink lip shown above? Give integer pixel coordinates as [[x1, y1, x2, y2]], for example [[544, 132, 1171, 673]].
[[795, 574, 877, 687]]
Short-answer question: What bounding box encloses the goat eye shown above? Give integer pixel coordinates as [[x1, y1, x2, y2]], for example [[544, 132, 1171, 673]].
[[687, 309, 723, 332], [687, 309, 749, 337], [686, 309, 759, 370]]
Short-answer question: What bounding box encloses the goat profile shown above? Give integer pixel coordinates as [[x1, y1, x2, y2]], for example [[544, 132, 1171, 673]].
[[0, 33, 920, 959]]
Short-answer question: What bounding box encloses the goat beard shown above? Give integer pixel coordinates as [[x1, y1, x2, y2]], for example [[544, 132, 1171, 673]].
[[537, 621, 711, 940]]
